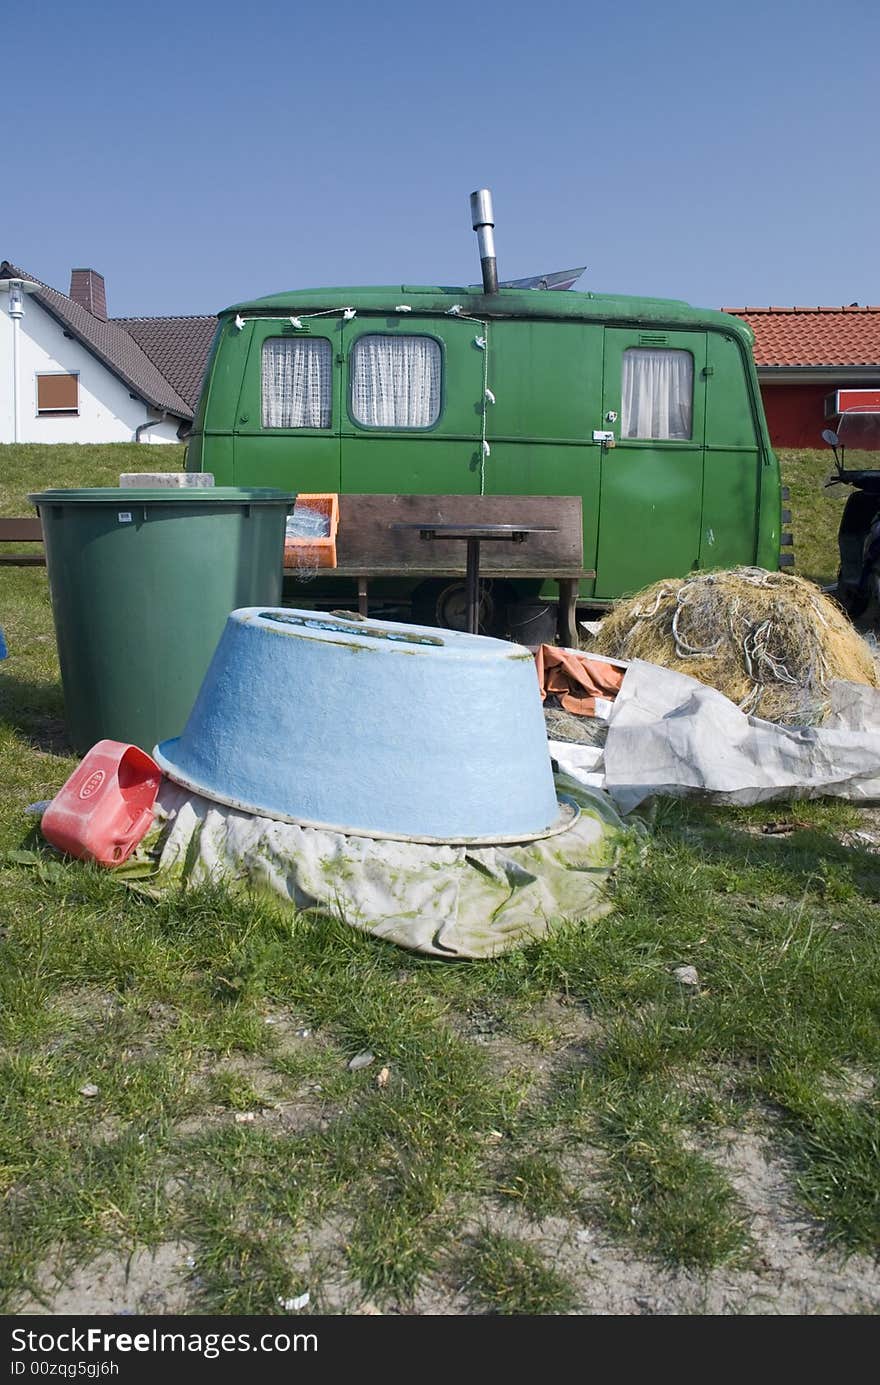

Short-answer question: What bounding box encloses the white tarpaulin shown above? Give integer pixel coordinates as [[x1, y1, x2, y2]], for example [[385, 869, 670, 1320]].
[[123, 776, 639, 959], [600, 660, 880, 813]]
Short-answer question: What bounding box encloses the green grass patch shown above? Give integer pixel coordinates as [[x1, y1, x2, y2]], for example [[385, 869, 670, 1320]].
[[2, 444, 880, 1312], [779, 447, 851, 585], [0, 442, 185, 517], [497, 1151, 582, 1222], [458, 1229, 578, 1315]]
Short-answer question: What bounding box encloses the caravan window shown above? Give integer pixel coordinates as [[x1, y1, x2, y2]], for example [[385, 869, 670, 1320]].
[[621, 348, 693, 440], [261, 338, 332, 429], [350, 334, 441, 428]]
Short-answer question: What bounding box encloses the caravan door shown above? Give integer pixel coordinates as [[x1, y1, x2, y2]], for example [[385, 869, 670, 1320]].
[[596, 328, 707, 598]]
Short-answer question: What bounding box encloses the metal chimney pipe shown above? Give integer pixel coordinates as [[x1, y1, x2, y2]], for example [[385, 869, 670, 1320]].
[[470, 188, 498, 295]]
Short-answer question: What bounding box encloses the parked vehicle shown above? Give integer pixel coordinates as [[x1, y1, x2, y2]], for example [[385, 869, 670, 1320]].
[[185, 193, 785, 628], [822, 409, 880, 618]]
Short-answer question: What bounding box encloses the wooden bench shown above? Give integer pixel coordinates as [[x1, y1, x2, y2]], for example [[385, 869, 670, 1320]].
[[0, 518, 45, 566], [284, 495, 593, 646]]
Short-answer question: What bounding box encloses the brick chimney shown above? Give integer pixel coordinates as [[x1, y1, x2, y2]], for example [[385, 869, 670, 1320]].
[[69, 268, 107, 321]]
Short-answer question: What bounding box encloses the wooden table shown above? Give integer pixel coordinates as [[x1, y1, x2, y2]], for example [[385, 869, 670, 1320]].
[[392, 522, 559, 635], [284, 495, 593, 646]]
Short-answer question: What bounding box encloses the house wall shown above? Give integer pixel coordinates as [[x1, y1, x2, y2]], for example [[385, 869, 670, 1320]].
[[758, 382, 830, 449], [759, 378, 880, 449], [0, 297, 181, 444]]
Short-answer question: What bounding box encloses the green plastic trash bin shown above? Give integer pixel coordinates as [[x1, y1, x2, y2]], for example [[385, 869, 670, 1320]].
[[30, 487, 295, 754]]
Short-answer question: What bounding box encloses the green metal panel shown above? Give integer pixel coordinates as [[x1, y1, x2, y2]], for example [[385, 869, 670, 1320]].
[[339, 437, 483, 494], [339, 315, 484, 493], [596, 328, 707, 598], [699, 450, 760, 569], [30, 488, 293, 754], [703, 331, 760, 449], [204, 319, 253, 435], [220, 285, 745, 337], [195, 319, 251, 484], [487, 443, 598, 602], [488, 320, 598, 441], [233, 318, 342, 491], [485, 319, 603, 597], [198, 434, 234, 483], [699, 332, 761, 569], [757, 449, 782, 569], [184, 286, 780, 607]]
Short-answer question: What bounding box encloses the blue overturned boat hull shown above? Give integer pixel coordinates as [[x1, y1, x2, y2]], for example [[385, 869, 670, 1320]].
[[154, 608, 566, 844]]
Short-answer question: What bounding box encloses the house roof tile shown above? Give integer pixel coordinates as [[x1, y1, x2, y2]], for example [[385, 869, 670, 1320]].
[[723, 306, 880, 368], [113, 315, 217, 411], [1, 260, 195, 419]]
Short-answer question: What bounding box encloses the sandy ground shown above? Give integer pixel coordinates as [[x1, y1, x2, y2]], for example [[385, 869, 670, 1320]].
[[16, 1124, 879, 1317]]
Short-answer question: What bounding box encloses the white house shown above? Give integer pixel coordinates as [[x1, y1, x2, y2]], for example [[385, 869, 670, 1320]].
[[0, 262, 216, 445]]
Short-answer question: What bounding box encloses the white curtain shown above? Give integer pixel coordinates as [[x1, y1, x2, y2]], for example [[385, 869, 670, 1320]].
[[350, 335, 441, 428], [261, 338, 331, 428], [621, 348, 693, 440]]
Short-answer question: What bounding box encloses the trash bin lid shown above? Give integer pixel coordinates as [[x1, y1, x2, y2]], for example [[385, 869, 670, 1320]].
[[29, 487, 294, 506]]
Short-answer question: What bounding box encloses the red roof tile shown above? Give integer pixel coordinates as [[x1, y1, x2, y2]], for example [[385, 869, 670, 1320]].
[[723, 306, 880, 367]]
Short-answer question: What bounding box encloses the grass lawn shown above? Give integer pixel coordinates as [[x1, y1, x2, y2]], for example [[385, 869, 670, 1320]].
[[780, 447, 855, 585], [1, 444, 879, 1315], [0, 444, 187, 516]]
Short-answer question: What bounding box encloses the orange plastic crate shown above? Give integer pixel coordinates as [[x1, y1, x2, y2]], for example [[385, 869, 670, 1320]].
[[284, 493, 339, 570]]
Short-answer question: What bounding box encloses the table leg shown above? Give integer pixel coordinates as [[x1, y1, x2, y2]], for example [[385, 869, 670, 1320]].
[[357, 577, 369, 617], [466, 538, 481, 634], [557, 578, 578, 648]]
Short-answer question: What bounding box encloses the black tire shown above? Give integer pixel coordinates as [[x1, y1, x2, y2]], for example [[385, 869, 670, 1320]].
[[410, 578, 512, 635], [835, 579, 870, 619], [836, 493, 880, 619]]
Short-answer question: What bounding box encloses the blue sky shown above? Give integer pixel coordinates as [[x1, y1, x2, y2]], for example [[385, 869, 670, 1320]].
[[4, 0, 877, 317]]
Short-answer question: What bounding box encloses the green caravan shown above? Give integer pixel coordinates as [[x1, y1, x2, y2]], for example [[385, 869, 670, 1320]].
[[186, 278, 784, 628]]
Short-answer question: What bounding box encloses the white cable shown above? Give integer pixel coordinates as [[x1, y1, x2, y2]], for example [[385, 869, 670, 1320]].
[[232, 307, 357, 328], [632, 586, 670, 620]]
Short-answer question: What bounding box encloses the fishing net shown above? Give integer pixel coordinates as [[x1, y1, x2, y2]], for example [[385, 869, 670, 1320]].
[[284, 504, 331, 583], [590, 567, 878, 724]]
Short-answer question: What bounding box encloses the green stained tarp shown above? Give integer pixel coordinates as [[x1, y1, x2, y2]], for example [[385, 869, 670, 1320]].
[[122, 776, 640, 959]]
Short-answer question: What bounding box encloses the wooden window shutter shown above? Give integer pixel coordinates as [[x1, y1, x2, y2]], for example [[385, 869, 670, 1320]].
[[37, 374, 79, 411]]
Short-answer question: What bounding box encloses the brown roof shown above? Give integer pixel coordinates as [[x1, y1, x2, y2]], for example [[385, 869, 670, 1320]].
[[723, 305, 880, 368], [113, 315, 217, 411], [1, 260, 195, 419]]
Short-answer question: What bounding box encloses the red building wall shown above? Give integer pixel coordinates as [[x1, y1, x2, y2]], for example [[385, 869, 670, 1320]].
[[759, 383, 829, 449]]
